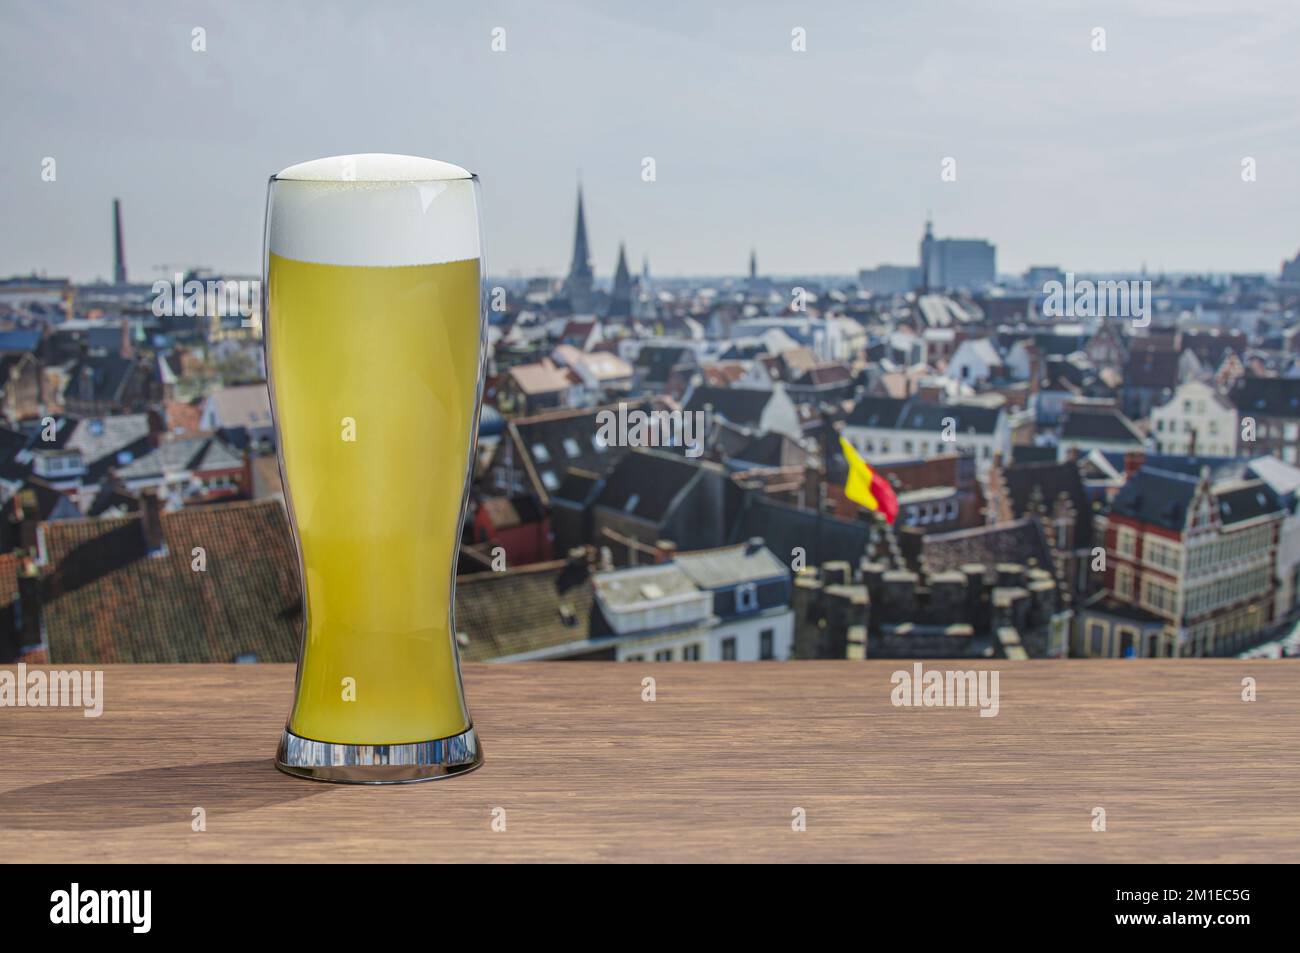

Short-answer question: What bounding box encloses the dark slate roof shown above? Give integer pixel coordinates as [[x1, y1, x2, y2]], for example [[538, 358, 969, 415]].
[[455, 561, 596, 660], [1182, 331, 1246, 368], [1109, 467, 1199, 531], [683, 385, 773, 427], [1004, 461, 1094, 549], [38, 499, 302, 663], [1124, 346, 1182, 389], [551, 469, 603, 505], [635, 344, 694, 383], [508, 400, 651, 496], [1061, 409, 1144, 444], [844, 396, 908, 428], [1079, 592, 1167, 626], [1214, 480, 1282, 526], [66, 355, 138, 403], [1232, 376, 1300, 419], [845, 396, 1000, 435], [1101, 453, 1245, 482], [0, 426, 30, 482], [0, 329, 42, 353], [1012, 444, 1058, 465], [897, 401, 1001, 435], [730, 431, 809, 468], [922, 519, 1055, 575], [730, 496, 872, 570], [595, 448, 704, 522]]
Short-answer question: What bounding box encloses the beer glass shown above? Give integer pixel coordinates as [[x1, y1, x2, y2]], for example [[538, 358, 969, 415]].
[[265, 154, 485, 782]]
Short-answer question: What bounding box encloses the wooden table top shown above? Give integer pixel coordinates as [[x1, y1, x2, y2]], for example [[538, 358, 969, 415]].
[[1, 661, 1296, 863]]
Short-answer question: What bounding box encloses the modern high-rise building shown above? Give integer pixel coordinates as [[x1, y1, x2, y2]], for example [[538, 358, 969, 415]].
[[919, 218, 995, 291], [563, 186, 595, 313], [858, 264, 921, 295]]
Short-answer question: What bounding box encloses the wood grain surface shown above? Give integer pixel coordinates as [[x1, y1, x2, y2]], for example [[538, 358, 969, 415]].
[[1, 661, 1296, 863]]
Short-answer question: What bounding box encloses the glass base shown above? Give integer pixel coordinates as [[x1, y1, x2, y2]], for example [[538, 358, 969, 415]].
[[275, 724, 483, 784]]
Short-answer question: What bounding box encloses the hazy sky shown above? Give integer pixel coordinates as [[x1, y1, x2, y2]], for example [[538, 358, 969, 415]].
[[3, 0, 1299, 281]]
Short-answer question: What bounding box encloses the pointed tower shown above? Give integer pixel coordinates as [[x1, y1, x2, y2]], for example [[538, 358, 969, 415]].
[[608, 242, 632, 318], [563, 185, 595, 313], [749, 248, 757, 281], [919, 215, 934, 293], [112, 198, 128, 285], [633, 255, 657, 320]]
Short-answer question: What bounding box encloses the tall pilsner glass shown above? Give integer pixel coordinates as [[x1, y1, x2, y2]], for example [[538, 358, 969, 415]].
[[266, 154, 485, 782]]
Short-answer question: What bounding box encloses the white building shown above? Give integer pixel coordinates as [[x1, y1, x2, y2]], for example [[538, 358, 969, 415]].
[[945, 338, 1004, 386], [1248, 456, 1300, 620], [489, 542, 795, 662], [841, 396, 1011, 474], [1151, 381, 1238, 457]]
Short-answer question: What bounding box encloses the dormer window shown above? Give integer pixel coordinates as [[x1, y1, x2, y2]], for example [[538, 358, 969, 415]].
[[735, 582, 758, 613]]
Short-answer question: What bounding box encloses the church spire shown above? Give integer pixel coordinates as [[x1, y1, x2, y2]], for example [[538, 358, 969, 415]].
[[608, 242, 632, 318], [564, 183, 595, 313]]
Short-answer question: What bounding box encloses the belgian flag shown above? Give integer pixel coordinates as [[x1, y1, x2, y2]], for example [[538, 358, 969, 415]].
[[839, 435, 899, 525]]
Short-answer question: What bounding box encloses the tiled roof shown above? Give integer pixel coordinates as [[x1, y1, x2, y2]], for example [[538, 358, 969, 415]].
[[455, 561, 596, 661], [509, 358, 575, 396], [205, 384, 273, 429], [674, 542, 788, 589], [37, 499, 301, 663], [113, 435, 242, 481], [165, 399, 203, 435]]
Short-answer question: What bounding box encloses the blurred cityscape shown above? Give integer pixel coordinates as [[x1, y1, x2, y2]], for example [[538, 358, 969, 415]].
[[3, 192, 1300, 664]]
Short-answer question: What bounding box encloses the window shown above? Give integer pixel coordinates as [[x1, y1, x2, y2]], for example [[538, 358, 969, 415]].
[[654, 648, 673, 662], [592, 432, 608, 451], [563, 437, 581, 457], [1085, 620, 1107, 657], [541, 471, 559, 491], [1115, 564, 1135, 599], [721, 636, 737, 660], [682, 644, 700, 661], [1116, 526, 1137, 559], [735, 582, 758, 613], [625, 654, 645, 662], [760, 629, 774, 660], [532, 443, 550, 462]]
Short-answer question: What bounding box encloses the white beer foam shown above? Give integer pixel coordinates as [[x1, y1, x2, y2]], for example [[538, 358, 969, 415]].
[[269, 154, 480, 267]]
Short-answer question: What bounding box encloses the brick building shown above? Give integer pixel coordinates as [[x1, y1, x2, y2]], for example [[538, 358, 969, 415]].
[[1086, 465, 1285, 657]]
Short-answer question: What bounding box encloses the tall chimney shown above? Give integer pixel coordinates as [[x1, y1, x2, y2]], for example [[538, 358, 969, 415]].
[[113, 198, 127, 285], [140, 488, 167, 557], [15, 558, 43, 658]]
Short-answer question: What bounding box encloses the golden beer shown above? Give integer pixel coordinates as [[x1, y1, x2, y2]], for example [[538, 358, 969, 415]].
[[267, 154, 486, 782]]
